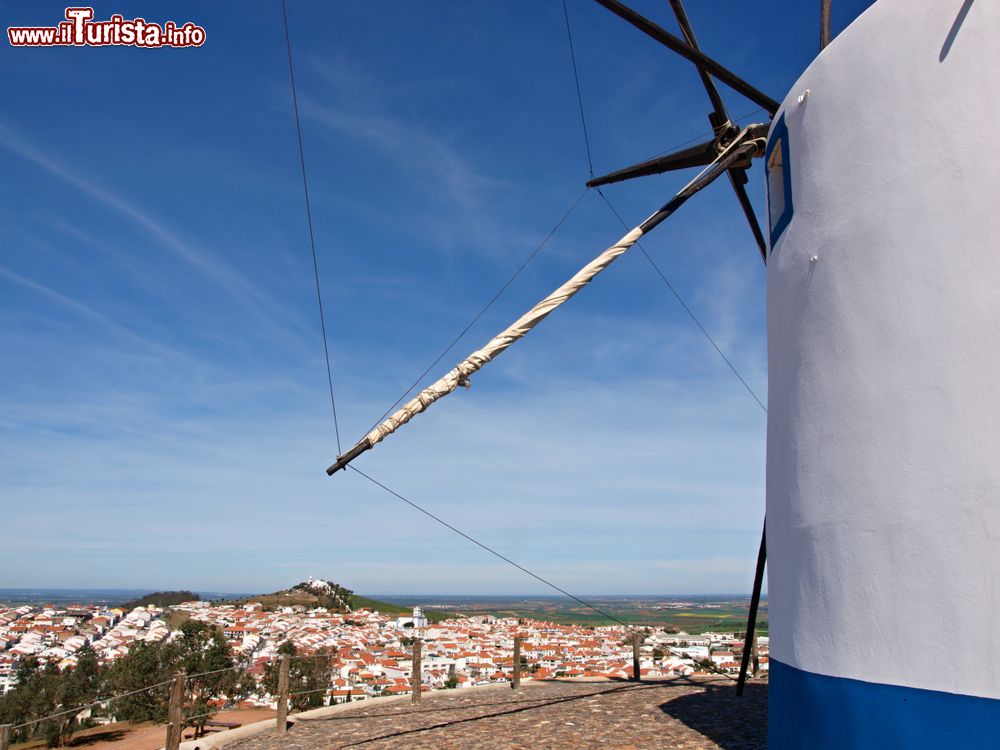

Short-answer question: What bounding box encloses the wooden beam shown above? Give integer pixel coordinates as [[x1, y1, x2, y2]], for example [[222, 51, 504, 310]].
[[411, 641, 423, 703], [632, 632, 642, 682], [592, 0, 780, 115], [276, 654, 290, 733], [165, 672, 185, 750], [512, 636, 522, 689], [821, 0, 832, 49], [737, 525, 767, 695]]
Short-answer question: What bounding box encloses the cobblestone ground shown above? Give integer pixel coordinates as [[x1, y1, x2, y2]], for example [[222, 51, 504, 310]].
[[233, 677, 767, 750]]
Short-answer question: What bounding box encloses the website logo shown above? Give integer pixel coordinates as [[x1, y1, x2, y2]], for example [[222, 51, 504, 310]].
[[8, 7, 206, 48]]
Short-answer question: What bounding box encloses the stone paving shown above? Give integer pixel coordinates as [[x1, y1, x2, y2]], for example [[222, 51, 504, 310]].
[[233, 677, 767, 749]]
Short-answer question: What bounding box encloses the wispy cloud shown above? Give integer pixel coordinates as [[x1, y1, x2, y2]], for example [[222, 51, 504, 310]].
[[299, 85, 521, 261], [0, 122, 303, 336], [0, 328, 764, 594], [0, 264, 190, 362]]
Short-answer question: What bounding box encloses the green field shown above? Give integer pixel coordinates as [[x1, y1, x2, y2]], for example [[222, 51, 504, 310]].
[[403, 596, 768, 634], [351, 594, 450, 623]]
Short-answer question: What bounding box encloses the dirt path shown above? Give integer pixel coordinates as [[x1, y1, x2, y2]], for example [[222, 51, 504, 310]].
[[13, 708, 276, 750]]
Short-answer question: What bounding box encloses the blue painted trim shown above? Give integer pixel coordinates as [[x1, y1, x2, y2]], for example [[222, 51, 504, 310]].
[[769, 658, 1000, 749], [764, 114, 793, 250]]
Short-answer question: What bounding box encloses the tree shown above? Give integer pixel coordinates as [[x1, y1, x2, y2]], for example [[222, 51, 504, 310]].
[[176, 620, 238, 738], [0, 657, 47, 744], [0, 659, 65, 746], [107, 640, 179, 724], [232, 671, 259, 704], [0, 650, 106, 748], [46, 646, 104, 747], [263, 643, 335, 711], [292, 650, 334, 710], [1, 624, 246, 745]]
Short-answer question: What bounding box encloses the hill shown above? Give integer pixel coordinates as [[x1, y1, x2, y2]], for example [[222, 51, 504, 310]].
[[224, 578, 353, 611], [121, 590, 198, 610], [214, 579, 450, 623], [350, 593, 408, 613]]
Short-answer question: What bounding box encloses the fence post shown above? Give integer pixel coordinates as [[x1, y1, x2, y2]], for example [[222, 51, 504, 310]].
[[165, 671, 185, 750], [0, 723, 11, 750], [276, 654, 290, 733], [512, 636, 522, 689], [632, 632, 641, 682], [411, 640, 422, 704]]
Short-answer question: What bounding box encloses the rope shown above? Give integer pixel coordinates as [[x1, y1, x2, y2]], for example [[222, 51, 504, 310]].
[[281, 0, 342, 452], [561, 0, 595, 178], [328, 131, 760, 472], [185, 665, 242, 680], [288, 686, 333, 697], [555, 5, 767, 686], [11, 678, 175, 730], [596, 189, 767, 414], [362, 186, 590, 437], [666, 646, 739, 682], [631, 106, 766, 166], [560, 2, 765, 178], [349, 466, 637, 631], [558, 0, 768, 417], [182, 710, 220, 723]]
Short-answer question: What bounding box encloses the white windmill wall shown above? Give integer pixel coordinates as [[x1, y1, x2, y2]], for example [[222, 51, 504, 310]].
[[765, 0, 1000, 745]]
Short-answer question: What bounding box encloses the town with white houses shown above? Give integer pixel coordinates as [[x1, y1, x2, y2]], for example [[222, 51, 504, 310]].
[[0, 582, 768, 705]]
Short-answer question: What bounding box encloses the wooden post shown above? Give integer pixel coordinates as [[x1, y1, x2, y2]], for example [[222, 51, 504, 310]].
[[751, 632, 760, 677], [820, 0, 832, 50], [276, 654, 290, 733], [632, 632, 642, 682], [0, 724, 11, 750], [165, 671, 185, 750], [737, 525, 766, 695], [512, 636, 522, 689], [411, 641, 422, 704]]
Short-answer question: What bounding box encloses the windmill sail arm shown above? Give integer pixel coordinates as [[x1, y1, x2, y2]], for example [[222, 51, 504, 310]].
[[592, 0, 779, 115], [326, 128, 764, 476], [586, 138, 717, 187], [367, 224, 644, 440], [326, 224, 644, 475]]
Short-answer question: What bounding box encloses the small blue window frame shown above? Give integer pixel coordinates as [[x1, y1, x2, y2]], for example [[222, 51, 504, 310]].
[[764, 114, 793, 249]]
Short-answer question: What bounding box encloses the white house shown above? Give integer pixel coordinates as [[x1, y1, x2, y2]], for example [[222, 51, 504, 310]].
[[394, 607, 428, 630]]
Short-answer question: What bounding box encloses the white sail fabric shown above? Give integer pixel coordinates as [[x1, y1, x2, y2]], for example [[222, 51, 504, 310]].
[[364, 224, 645, 447]]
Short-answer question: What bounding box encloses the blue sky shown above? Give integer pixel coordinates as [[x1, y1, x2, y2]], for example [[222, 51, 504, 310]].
[[1, 0, 874, 595]]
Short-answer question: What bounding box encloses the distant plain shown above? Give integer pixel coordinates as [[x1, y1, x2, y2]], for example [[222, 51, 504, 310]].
[[0, 590, 766, 634]]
